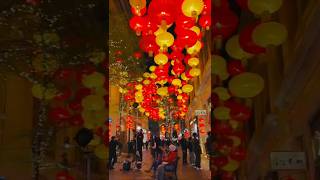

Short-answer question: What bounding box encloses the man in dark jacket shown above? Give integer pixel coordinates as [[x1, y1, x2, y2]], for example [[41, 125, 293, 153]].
[[136, 129, 144, 161], [192, 133, 202, 169], [180, 134, 188, 165], [109, 136, 118, 169], [188, 137, 194, 165]]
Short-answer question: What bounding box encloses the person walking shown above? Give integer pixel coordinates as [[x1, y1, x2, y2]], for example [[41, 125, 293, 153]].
[[205, 131, 214, 156], [109, 136, 118, 169], [180, 134, 188, 165], [193, 133, 202, 170], [188, 137, 195, 166], [136, 129, 144, 161]]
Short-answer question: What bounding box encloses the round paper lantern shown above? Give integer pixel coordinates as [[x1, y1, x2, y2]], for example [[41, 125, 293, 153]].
[[230, 147, 247, 161], [129, 16, 146, 36], [175, 28, 198, 47], [239, 22, 267, 54], [149, 65, 156, 72], [199, 15, 211, 30], [154, 53, 168, 65], [213, 87, 231, 101], [211, 55, 227, 76], [82, 72, 105, 88], [172, 79, 182, 87], [54, 88, 72, 101], [213, 156, 228, 167], [187, 57, 200, 67], [181, 0, 204, 17], [213, 8, 239, 40], [175, 13, 196, 29], [139, 35, 159, 56], [227, 60, 245, 76], [221, 160, 240, 172], [214, 106, 231, 120], [190, 26, 201, 37], [157, 87, 168, 96], [252, 22, 287, 47], [156, 32, 174, 51], [182, 84, 194, 93], [82, 95, 105, 111], [49, 107, 71, 122], [189, 68, 201, 77], [226, 35, 253, 60], [187, 40, 202, 55], [229, 72, 264, 98], [248, 0, 282, 15]]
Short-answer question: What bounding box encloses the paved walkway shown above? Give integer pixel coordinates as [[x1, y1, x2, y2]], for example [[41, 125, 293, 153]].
[[109, 148, 211, 180]]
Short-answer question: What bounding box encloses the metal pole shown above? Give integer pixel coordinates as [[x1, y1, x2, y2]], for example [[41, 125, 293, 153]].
[[86, 153, 91, 180]]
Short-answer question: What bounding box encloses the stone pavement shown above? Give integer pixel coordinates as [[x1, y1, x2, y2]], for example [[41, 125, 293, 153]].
[[109, 148, 211, 180]]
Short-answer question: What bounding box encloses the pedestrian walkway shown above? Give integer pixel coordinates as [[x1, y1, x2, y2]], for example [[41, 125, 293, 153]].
[[109, 148, 211, 180]]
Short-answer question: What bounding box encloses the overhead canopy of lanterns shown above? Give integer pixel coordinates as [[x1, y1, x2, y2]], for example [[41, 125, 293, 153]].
[[121, 0, 211, 122], [211, 0, 287, 178]]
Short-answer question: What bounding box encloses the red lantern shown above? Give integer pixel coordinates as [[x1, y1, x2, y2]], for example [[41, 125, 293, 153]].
[[225, 100, 251, 122], [212, 122, 233, 135], [199, 15, 211, 30], [69, 99, 83, 112], [170, 51, 185, 61], [54, 88, 72, 101], [133, 51, 143, 59], [239, 22, 266, 54], [69, 114, 84, 126], [202, 0, 212, 15], [227, 60, 245, 76], [54, 68, 73, 82], [129, 16, 146, 36], [221, 172, 235, 180], [171, 39, 185, 52], [175, 28, 198, 47], [212, 156, 228, 167], [175, 14, 196, 29], [172, 63, 185, 75], [142, 16, 158, 36], [230, 147, 247, 161], [49, 107, 71, 123], [139, 35, 159, 56], [213, 8, 239, 40], [148, 0, 176, 28]]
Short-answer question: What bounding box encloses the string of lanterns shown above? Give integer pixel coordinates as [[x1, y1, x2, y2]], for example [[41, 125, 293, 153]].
[[211, 0, 287, 179], [121, 0, 211, 122]]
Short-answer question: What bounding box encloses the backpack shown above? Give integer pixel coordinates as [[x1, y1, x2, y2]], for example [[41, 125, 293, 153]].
[[123, 160, 131, 171]]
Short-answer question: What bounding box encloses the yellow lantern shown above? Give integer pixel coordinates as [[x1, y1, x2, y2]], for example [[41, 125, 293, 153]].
[[220, 70, 230, 81], [172, 79, 182, 87], [150, 73, 157, 79], [212, 55, 227, 76], [149, 65, 156, 72], [229, 136, 242, 147], [181, 73, 190, 81], [156, 79, 167, 85], [143, 72, 150, 78], [156, 32, 174, 51], [190, 26, 201, 36], [129, 0, 146, 10], [181, 0, 204, 17], [137, 77, 143, 82], [222, 160, 240, 172], [145, 112, 150, 117], [95, 87, 107, 96], [188, 57, 200, 67], [143, 79, 151, 85], [154, 27, 166, 36], [154, 53, 168, 65], [157, 87, 168, 96], [182, 84, 194, 93], [82, 72, 105, 88], [135, 84, 143, 90], [213, 87, 231, 101], [177, 95, 183, 100], [213, 106, 231, 120], [248, 0, 282, 16], [229, 120, 240, 129], [226, 35, 253, 60], [178, 89, 182, 94], [139, 107, 145, 113], [82, 95, 105, 111], [189, 68, 201, 77], [187, 40, 202, 55], [229, 72, 264, 98], [252, 22, 287, 47]]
